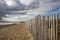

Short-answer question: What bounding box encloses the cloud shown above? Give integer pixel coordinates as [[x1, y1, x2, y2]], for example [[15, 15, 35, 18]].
[[5, 0, 16, 6], [19, 0, 34, 5], [0, 0, 60, 11], [31, 0, 60, 16], [39, 0, 60, 11], [41, 0, 60, 2], [1, 14, 33, 22], [0, 0, 40, 11], [0, 0, 60, 22]]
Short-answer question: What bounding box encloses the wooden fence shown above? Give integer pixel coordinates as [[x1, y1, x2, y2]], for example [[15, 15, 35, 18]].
[[26, 14, 59, 40]]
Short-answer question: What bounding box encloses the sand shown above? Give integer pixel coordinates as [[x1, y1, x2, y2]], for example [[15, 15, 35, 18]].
[[0, 23, 34, 40]]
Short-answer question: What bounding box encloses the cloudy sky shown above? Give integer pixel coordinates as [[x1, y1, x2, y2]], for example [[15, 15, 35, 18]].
[[0, 0, 60, 22]]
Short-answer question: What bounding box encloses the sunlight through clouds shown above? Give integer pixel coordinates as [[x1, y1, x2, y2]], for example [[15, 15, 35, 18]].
[[5, 0, 16, 6]]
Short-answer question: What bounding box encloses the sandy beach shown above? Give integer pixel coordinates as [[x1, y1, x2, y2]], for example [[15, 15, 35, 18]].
[[0, 23, 34, 40]]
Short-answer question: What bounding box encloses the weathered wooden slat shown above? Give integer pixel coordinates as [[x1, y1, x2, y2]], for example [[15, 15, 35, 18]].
[[27, 14, 58, 40], [33, 17, 38, 40], [51, 16, 53, 40], [43, 16, 47, 40], [52, 15, 55, 40], [37, 16, 41, 40], [55, 14, 58, 40]]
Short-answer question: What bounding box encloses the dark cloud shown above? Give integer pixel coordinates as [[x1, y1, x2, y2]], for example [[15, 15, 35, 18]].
[[51, 0, 60, 2], [0, 0, 60, 21], [41, 0, 60, 2], [0, 0, 40, 11], [0, 0, 7, 11], [0, 0, 40, 17]]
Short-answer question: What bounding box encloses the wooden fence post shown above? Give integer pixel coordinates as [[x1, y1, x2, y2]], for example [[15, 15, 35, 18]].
[[27, 14, 58, 40], [37, 15, 41, 40], [55, 14, 58, 40], [52, 15, 55, 40], [35, 16, 39, 40], [43, 16, 47, 40]]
